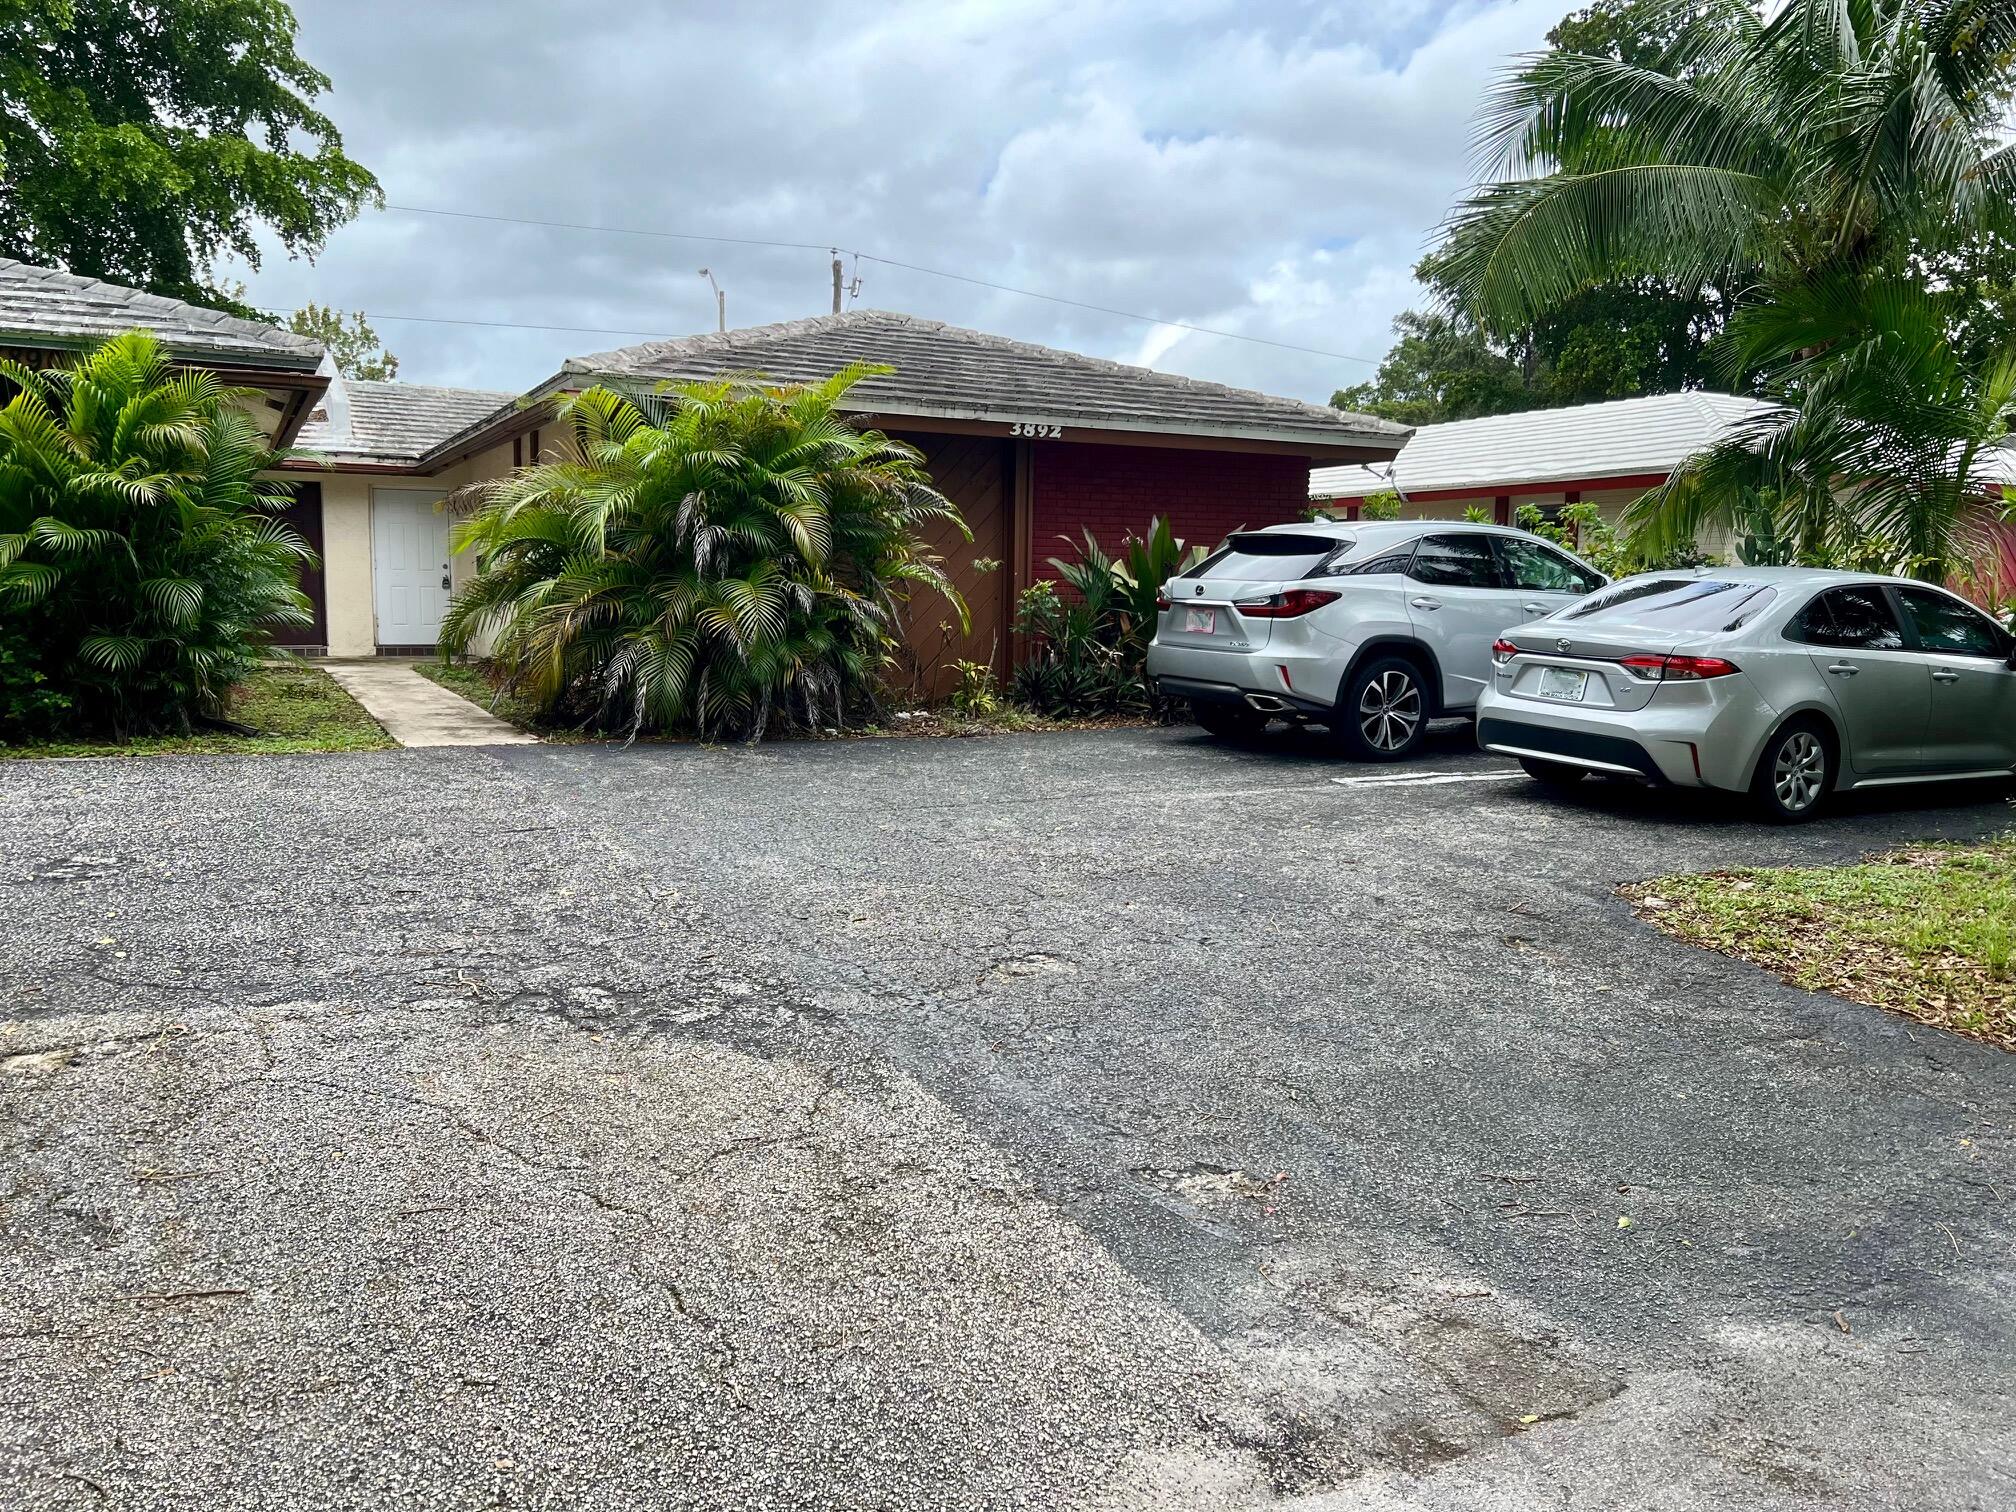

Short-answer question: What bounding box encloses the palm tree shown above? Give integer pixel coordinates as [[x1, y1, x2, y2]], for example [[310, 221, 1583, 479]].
[[1441, 0, 2016, 329], [1631, 269, 2016, 576], [1438, 0, 2016, 579], [441, 366, 966, 740], [0, 332, 313, 736]]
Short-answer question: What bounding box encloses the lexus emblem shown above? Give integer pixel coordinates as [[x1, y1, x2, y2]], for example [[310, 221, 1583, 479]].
[[1555, 637, 1573, 654], [1194, 583, 1205, 596]]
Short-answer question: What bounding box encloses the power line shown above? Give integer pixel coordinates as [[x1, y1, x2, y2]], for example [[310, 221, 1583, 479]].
[[376, 202, 1382, 367], [370, 311, 678, 340]]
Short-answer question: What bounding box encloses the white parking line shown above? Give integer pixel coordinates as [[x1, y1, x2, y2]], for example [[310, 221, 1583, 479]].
[[1329, 769, 1527, 789]]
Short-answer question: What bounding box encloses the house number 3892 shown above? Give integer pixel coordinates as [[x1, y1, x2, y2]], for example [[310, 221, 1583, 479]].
[[1008, 422, 1064, 438]]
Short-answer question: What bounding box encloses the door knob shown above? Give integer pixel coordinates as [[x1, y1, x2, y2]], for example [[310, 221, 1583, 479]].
[[1825, 662, 1859, 676], [1522, 602, 1546, 613], [1409, 596, 1442, 610], [440, 574, 451, 590], [1931, 669, 1960, 683]]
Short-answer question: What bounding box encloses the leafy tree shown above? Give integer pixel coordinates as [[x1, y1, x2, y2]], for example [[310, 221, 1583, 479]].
[[0, 0, 379, 316], [1441, 0, 2016, 579], [442, 368, 967, 741], [0, 332, 315, 737], [1332, 310, 1531, 426], [289, 304, 399, 381]]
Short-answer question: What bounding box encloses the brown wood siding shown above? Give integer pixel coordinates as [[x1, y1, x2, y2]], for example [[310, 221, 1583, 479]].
[[270, 482, 328, 651], [892, 432, 1012, 700]]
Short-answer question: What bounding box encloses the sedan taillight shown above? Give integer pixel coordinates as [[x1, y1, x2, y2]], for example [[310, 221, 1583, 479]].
[[1491, 638, 1520, 666], [1620, 653, 1741, 681], [1233, 589, 1341, 619]]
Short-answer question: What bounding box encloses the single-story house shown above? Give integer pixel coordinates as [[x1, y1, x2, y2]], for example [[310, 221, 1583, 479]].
[[0, 256, 1410, 689], [1308, 391, 1776, 539]]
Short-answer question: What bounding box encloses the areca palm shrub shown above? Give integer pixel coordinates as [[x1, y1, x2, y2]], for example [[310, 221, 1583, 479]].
[[0, 333, 314, 739], [440, 367, 966, 740], [1439, 0, 2016, 576]]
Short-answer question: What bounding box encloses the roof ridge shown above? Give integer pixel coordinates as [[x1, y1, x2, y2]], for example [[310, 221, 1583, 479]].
[[565, 307, 1403, 433], [0, 255, 323, 356]]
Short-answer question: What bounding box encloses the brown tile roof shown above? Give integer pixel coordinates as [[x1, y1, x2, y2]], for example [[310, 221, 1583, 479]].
[[0, 257, 323, 369], [560, 309, 1405, 452], [295, 379, 518, 464]]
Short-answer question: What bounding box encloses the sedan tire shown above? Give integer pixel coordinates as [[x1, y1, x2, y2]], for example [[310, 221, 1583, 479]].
[[1330, 655, 1429, 762], [1750, 717, 1834, 824]]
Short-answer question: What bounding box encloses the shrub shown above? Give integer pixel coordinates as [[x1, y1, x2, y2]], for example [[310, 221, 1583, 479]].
[[442, 367, 966, 741], [0, 333, 313, 738], [1011, 516, 1207, 718]]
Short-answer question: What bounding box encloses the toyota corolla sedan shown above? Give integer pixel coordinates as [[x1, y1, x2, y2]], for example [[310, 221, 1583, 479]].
[[1144, 519, 1607, 759], [1477, 567, 2016, 820]]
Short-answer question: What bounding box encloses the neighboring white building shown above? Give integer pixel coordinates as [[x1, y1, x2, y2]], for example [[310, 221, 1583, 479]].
[[1308, 391, 1778, 531]]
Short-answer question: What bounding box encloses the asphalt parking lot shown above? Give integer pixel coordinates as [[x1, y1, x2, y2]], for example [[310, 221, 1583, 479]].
[[3, 725, 2012, 1510]]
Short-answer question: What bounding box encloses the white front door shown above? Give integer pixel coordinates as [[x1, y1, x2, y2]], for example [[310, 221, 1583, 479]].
[[371, 489, 452, 647]]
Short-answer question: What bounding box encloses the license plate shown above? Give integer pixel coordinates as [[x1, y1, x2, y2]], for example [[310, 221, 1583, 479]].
[[1537, 666, 1589, 702], [1182, 607, 1216, 634]]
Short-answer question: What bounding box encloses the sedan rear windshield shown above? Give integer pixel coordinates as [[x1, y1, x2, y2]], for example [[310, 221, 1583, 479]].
[[1561, 578, 1778, 632], [1191, 532, 1345, 581]]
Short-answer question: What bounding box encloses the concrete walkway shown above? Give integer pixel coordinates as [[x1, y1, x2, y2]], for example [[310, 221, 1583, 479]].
[[319, 659, 538, 747]]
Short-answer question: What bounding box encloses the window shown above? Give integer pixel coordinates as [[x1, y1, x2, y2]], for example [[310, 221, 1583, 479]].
[[1794, 586, 1905, 650], [1897, 587, 2010, 659], [1566, 578, 1778, 631], [1407, 533, 1502, 589], [1337, 546, 1418, 577], [1496, 536, 1603, 594], [1191, 532, 1341, 582]]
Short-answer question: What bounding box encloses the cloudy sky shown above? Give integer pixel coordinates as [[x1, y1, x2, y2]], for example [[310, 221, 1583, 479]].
[[229, 0, 1564, 403]]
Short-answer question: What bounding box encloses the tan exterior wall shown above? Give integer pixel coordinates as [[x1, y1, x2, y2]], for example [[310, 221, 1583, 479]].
[[270, 434, 523, 656], [1312, 483, 1738, 564]]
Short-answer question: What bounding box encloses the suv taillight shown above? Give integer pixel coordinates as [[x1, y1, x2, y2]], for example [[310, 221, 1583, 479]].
[[1155, 591, 1171, 611], [1491, 638, 1519, 665], [1621, 653, 1741, 681], [1233, 589, 1341, 619]]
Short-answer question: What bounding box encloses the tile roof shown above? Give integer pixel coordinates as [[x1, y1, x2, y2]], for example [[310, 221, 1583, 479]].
[[561, 309, 1406, 454], [295, 379, 519, 464], [1312, 391, 1776, 498], [0, 257, 324, 369]]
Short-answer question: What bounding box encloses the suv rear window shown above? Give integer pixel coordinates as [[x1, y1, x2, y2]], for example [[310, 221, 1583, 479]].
[[1192, 532, 1344, 581], [1563, 578, 1778, 631]]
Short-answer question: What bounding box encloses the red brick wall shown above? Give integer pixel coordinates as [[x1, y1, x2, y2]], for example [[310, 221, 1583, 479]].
[[1026, 441, 1310, 577]]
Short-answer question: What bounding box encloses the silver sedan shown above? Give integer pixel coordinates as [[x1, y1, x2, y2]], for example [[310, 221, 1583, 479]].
[[1475, 566, 2016, 821]]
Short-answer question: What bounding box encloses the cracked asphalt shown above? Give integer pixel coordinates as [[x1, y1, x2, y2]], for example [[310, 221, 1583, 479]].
[[2, 724, 2012, 1509]]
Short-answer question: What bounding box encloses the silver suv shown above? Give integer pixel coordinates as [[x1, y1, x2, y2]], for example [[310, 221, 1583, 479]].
[[1144, 520, 1607, 759]]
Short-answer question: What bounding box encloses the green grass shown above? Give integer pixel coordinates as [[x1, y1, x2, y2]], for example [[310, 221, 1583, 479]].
[[412, 659, 584, 738], [1625, 836, 2016, 1050], [413, 658, 1141, 743], [0, 663, 396, 760]]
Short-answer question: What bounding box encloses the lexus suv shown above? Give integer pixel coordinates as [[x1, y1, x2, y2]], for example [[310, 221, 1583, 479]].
[[1477, 567, 2016, 821], [1144, 520, 1608, 760]]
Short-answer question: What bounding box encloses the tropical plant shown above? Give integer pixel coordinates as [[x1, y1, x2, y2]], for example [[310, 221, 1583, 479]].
[[1440, 0, 2016, 579], [440, 367, 966, 741], [1629, 276, 2016, 577], [0, 332, 313, 739], [1010, 517, 1208, 718]]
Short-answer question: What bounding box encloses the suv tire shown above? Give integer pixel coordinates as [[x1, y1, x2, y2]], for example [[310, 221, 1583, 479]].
[[1750, 717, 1833, 823], [1193, 700, 1269, 739], [1330, 655, 1429, 762]]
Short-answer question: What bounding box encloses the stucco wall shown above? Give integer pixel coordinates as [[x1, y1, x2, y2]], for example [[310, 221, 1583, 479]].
[[273, 435, 520, 656]]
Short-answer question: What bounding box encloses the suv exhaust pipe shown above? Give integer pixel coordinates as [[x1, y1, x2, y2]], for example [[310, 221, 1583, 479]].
[[1243, 693, 1291, 713]]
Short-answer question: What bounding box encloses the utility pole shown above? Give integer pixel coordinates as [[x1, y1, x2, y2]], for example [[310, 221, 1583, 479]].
[[698, 267, 725, 332], [831, 255, 843, 315]]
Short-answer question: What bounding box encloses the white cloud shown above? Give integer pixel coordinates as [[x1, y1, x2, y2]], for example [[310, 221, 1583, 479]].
[[235, 0, 1562, 399]]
